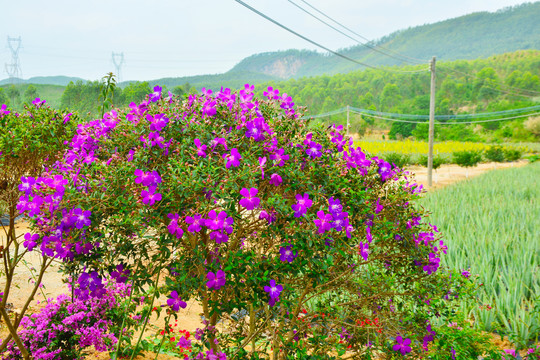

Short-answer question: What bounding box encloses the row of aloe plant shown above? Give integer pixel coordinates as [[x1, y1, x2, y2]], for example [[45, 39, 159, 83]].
[[418, 162, 540, 349]]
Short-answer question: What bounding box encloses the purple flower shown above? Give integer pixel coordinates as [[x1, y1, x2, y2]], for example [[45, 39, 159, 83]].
[[259, 210, 276, 224], [206, 210, 229, 230], [206, 270, 226, 290], [111, 264, 130, 283], [210, 137, 227, 151], [331, 212, 349, 231], [264, 86, 280, 100], [32, 97, 46, 107], [328, 197, 342, 215], [279, 245, 297, 263], [149, 86, 162, 102], [223, 148, 242, 168], [23, 233, 39, 251], [18, 176, 36, 194], [78, 271, 102, 292], [27, 196, 44, 217], [147, 113, 169, 132], [358, 242, 369, 261], [141, 186, 162, 206], [194, 139, 207, 158], [375, 198, 383, 214], [270, 148, 289, 166], [202, 99, 217, 117], [148, 131, 165, 148], [258, 157, 267, 179], [462, 270, 471, 279], [73, 208, 92, 229], [186, 213, 204, 233], [423, 253, 441, 275], [177, 336, 192, 348], [0, 104, 10, 117], [134, 169, 161, 187], [304, 140, 322, 158], [377, 159, 394, 182], [210, 230, 229, 244], [366, 226, 373, 243], [245, 119, 265, 141], [239, 188, 260, 210], [167, 291, 187, 311], [269, 173, 282, 186], [264, 279, 283, 307], [314, 211, 332, 234], [392, 336, 412, 355], [167, 213, 184, 239], [291, 193, 312, 217]]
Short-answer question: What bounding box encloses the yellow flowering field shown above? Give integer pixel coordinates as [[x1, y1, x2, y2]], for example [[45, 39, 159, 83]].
[[354, 139, 529, 158]]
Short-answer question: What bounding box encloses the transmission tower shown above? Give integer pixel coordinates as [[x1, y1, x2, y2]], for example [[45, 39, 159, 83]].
[[112, 52, 125, 82], [5, 36, 22, 83]]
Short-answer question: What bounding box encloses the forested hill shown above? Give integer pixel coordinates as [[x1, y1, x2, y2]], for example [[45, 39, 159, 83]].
[[0, 76, 85, 86], [229, 2, 540, 79], [251, 50, 540, 142]]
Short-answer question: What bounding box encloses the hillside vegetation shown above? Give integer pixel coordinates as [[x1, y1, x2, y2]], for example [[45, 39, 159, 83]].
[[231, 2, 540, 79], [253, 50, 540, 142]]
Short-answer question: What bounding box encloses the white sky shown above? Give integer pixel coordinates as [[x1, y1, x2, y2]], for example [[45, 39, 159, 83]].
[[0, 0, 532, 82]]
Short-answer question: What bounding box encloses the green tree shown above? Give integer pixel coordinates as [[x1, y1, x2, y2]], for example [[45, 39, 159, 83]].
[[23, 85, 39, 104], [0, 88, 8, 105], [121, 81, 151, 105], [6, 85, 20, 107]]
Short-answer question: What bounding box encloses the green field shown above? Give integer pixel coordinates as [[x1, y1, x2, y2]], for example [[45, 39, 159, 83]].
[[418, 162, 540, 348]]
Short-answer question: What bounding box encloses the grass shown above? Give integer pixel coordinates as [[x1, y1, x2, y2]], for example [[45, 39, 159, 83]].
[[417, 162, 540, 348]]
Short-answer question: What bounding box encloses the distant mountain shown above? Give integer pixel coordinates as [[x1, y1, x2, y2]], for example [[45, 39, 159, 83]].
[[120, 71, 279, 91], [229, 2, 540, 79], [0, 76, 86, 86], [3, 2, 539, 89]]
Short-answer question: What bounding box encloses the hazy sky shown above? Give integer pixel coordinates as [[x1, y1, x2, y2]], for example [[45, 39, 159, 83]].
[[0, 0, 532, 82]]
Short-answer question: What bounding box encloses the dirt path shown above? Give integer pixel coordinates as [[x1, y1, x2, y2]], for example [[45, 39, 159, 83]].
[[405, 160, 529, 190]]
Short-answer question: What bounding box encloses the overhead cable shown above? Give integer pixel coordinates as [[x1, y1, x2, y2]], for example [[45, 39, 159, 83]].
[[295, 0, 430, 64], [234, 0, 428, 74], [287, 0, 422, 67], [300, 105, 540, 124]]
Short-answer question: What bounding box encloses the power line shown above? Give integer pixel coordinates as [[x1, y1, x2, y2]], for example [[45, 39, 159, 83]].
[[234, 0, 428, 74], [294, 0, 429, 65], [287, 0, 420, 67], [300, 105, 540, 124], [352, 110, 540, 124]]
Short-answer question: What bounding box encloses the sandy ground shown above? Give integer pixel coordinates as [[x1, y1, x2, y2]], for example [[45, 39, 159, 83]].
[[0, 160, 533, 358], [405, 160, 529, 191]]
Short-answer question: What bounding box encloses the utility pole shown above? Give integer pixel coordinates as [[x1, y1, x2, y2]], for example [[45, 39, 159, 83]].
[[112, 52, 125, 83], [427, 56, 436, 187], [5, 36, 22, 84], [346, 105, 350, 137]]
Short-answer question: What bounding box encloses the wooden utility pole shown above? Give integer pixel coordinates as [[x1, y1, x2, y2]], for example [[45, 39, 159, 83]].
[[346, 105, 350, 136], [427, 56, 436, 187]]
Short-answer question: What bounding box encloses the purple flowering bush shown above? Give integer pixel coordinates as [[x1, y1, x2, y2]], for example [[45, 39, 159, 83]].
[[0, 100, 76, 357], [3, 278, 130, 360], [14, 85, 478, 358]]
